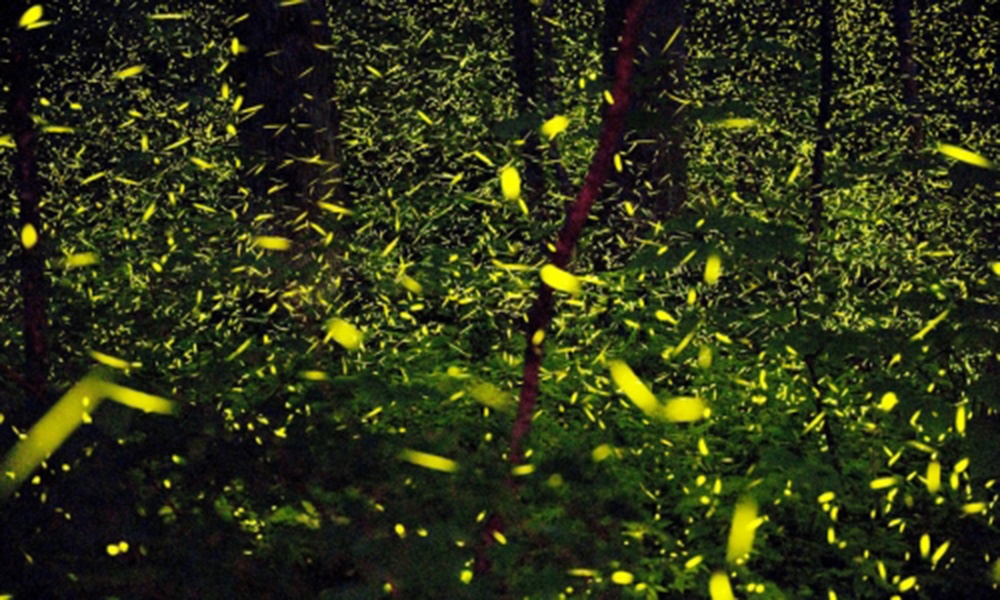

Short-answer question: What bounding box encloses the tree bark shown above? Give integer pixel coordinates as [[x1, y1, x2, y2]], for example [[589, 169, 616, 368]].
[[806, 0, 835, 272], [892, 0, 923, 152], [635, 0, 688, 217], [4, 7, 50, 403], [233, 0, 343, 222], [603, 0, 688, 219], [508, 0, 547, 209], [510, 0, 650, 465], [476, 0, 651, 581]]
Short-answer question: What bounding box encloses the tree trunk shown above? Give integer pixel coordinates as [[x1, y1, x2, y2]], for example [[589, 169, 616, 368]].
[[508, 0, 547, 210], [892, 0, 923, 153], [233, 0, 343, 222], [602, 0, 688, 219], [807, 0, 835, 272], [636, 0, 688, 217], [4, 6, 50, 404]]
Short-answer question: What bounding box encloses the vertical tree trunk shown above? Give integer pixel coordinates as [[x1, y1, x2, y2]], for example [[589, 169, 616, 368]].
[[510, 0, 650, 467], [892, 0, 923, 153], [602, 0, 688, 219], [508, 0, 546, 209], [510, 0, 538, 106], [639, 0, 688, 217], [233, 0, 343, 222], [4, 9, 49, 403], [601, 0, 628, 83], [477, 0, 651, 581], [807, 0, 835, 268]]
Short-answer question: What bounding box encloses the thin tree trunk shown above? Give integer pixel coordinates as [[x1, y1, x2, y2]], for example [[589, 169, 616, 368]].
[[475, 0, 651, 581], [640, 0, 687, 217], [5, 10, 49, 402], [892, 0, 923, 152], [234, 0, 343, 222], [601, 0, 688, 222], [509, 0, 547, 209], [807, 0, 835, 271], [510, 0, 650, 466], [801, 0, 841, 472]]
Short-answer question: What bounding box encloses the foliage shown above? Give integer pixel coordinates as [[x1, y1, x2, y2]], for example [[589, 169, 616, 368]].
[[1, 0, 998, 598]]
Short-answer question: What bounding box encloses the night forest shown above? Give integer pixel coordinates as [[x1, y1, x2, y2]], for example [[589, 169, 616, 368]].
[[1, 0, 998, 598]]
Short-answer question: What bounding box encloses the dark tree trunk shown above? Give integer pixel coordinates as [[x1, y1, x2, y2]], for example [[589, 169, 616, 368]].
[[892, 0, 923, 152], [807, 0, 835, 268], [536, 1, 577, 204], [511, 0, 650, 466], [4, 7, 49, 404], [601, 0, 628, 82], [636, 0, 687, 216], [510, 0, 538, 107], [233, 0, 343, 222], [508, 0, 547, 209], [603, 0, 688, 219], [477, 0, 651, 581]]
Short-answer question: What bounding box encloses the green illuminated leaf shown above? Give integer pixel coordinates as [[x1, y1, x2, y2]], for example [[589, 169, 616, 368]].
[[718, 118, 756, 129], [467, 380, 513, 412]]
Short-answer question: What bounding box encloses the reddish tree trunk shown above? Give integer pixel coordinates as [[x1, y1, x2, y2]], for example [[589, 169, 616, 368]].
[[475, 0, 651, 581], [510, 0, 650, 465]]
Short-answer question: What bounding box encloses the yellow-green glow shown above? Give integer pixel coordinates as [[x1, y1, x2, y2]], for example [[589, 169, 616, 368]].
[[325, 318, 363, 350], [500, 166, 521, 201], [704, 254, 722, 285], [19, 5, 43, 28], [662, 396, 707, 422], [540, 264, 582, 295], [0, 378, 104, 499], [21, 223, 38, 249], [877, 392, 898, 412], [610, 571, 634, 585], [101, 381, 177, 414], [937, 143, 992, 168], [609, 360, 657, 416], [726, 496, 759, 562], [253, 236, 292, 251], [399, 448, 459, 473], [709, 571, 735, 600], [114, 65, 146, 79], [541, 115, 569, 139], [0, 374, 173, 500]]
